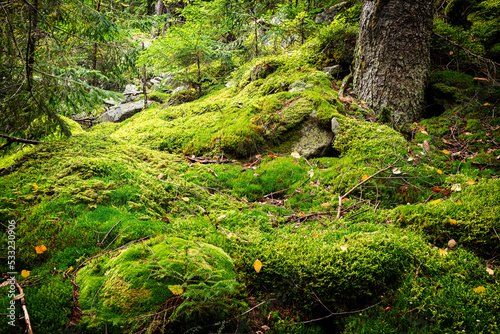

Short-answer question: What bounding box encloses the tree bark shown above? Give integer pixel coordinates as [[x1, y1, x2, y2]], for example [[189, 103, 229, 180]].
[[26, 0, 39, 91], [353, 0, 433, 124]]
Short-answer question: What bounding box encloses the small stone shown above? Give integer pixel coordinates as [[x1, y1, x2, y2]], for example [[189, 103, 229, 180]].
[[331, 117, 340, 136], [448, 239, 457, 248]]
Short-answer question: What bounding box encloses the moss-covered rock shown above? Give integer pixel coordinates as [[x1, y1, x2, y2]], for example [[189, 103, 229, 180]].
[[77, 236, 237, 332]]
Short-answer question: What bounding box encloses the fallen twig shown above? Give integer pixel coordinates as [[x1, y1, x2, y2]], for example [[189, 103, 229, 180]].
[[14, 282, 34, 334], [295, 299, 383, 325], [337, 159, 401, 218]]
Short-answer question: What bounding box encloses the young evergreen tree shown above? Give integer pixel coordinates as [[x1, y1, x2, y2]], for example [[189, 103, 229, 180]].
[[0, 0, 147, 149]]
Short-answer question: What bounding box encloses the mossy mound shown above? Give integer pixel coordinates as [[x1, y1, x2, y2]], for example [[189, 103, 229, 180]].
[[93, 53, 343, 159], [77, 236, 238, 333], [391, 177, 500, 258]]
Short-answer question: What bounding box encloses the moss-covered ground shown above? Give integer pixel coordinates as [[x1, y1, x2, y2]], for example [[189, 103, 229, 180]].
[[1, 49, 499, 334]]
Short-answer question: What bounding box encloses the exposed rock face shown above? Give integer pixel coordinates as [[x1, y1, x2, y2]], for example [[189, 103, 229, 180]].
[[100, 100, 151, 123], [314, 1, 348, 23], [323, 65, 341, 76], [293, 111, 334, 158]]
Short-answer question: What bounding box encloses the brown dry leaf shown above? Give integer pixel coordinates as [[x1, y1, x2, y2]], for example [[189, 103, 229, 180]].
[[320, 202, 331, 208], [253, 259, 262, 273], [448, 239, 457, 248]]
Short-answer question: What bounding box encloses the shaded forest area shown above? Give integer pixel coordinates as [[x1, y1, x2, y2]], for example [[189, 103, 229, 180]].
[[1, 0, 499, 333]]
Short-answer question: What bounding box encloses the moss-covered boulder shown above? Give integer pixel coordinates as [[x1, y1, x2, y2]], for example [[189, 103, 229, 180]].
[[77, 236, 238, 332]]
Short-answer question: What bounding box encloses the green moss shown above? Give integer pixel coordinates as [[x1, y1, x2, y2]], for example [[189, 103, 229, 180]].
[[390, 177, 500, 257], [77, 236, 237, 332]]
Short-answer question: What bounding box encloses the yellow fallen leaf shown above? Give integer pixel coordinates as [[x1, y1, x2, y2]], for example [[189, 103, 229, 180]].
[[320, 203, 331, 208], [35, 245, 47, 254], [67, 266, 74, 274], [430, 199, 441, 205], [361, 174, 369, 181], [438, 249, 448, 256], [442, 149, 450, 154], [168, 285, 184, 295], [32, 183, 38, 189], [484, 103, 490, 106], [341, 197, 349, 203], [253, 259, 262, 273], [437, 169, 443, 175], [181, 197, 190, 202], [443, 138, 448, 144], [466, 180, 475, 185], [450, 219, 457, 225], [473, 286, 486, 293], [486, 268, 494, 275], [298, 211, 306, 216], [21, 270, 31, 278], [291, 151, 301, 159], [456, 200, 462, 205]]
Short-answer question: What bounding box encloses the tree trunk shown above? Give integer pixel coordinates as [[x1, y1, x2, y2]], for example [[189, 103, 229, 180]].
[[353, 0, 433, 124], [91, 0, 101, 86], [26, 0, 39, 91]]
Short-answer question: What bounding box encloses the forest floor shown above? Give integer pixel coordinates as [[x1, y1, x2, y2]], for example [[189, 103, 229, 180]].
[[1, 53, 499, 333]]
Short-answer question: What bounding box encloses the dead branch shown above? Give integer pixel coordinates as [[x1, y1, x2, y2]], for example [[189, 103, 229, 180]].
[[295, 299, 384, 325], [337, 158, 401, 218], [433, 32, 500, 67], [14, 281, 34, 334], [0, 134, 44, 146]]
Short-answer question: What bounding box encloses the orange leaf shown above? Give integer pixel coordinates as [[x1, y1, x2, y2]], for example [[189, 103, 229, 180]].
[[437, 169, 443, 175], [456, 200, 462, 205], [35, 245, 47, 254], [253, 259, 262, 273], [450, 219, 457, 225], [21, 270, 31, 278], [361, 174, 369, 181], [466, 180, 475, 185], [432, 187, 443, 193]]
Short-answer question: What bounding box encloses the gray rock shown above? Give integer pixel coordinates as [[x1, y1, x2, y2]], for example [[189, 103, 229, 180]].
[[289, 80, 315, 93], [103, 97, 123, 106], [293, 111, 334, 158], [331, 117, 340, 136], [150, 77, 162, 85], [123, 84, 140, 95], [171, 86, 188, 94], [323, 65, 341, 75], [314, 1, 348, 23], [99, 100, 151, 123]]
